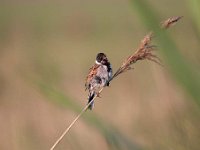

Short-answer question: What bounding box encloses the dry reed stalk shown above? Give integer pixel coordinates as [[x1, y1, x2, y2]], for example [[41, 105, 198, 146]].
[[49, 16, 182, 150], [50, 88, 104, 150]]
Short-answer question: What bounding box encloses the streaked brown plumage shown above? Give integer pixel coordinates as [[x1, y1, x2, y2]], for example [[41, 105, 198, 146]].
[[85, 53, 112, 110], [85, 64, 99, 91]]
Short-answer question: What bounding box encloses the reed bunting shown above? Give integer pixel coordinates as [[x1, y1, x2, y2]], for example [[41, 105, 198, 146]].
[[85, 53, 112, 110]]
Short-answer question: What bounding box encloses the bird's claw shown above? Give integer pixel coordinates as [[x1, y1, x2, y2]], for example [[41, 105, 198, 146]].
[[96, 92, 101, 98]]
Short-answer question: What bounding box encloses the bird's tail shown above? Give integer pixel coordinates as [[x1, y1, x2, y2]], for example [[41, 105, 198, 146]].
[[87, 91, 95, 110]]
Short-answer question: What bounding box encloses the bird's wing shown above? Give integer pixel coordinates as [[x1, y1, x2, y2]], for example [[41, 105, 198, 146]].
[[85, 64, 100, 90]]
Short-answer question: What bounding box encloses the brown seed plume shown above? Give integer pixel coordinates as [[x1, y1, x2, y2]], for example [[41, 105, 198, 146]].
[[111, 32, 160, 79], [161, 16, 183, 29], [111, 16, 182, 80]]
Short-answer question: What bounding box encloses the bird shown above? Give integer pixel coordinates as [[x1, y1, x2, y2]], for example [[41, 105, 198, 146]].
[[85, 53, 112, 110]]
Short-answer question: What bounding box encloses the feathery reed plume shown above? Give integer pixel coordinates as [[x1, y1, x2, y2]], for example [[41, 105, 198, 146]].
[[161, 16, 183, 29], [111, 32, 161, 80], [49, 16, 182, 150]]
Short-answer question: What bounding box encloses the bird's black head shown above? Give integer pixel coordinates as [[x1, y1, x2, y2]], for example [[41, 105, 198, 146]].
[[96, 53, 108, 65]]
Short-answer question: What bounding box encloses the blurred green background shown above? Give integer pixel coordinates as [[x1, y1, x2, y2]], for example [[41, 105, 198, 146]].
[[0, 0, 200, 150]]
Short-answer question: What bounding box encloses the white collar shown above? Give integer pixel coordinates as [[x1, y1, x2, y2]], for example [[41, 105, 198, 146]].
[[95, 60, 101, 65]]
